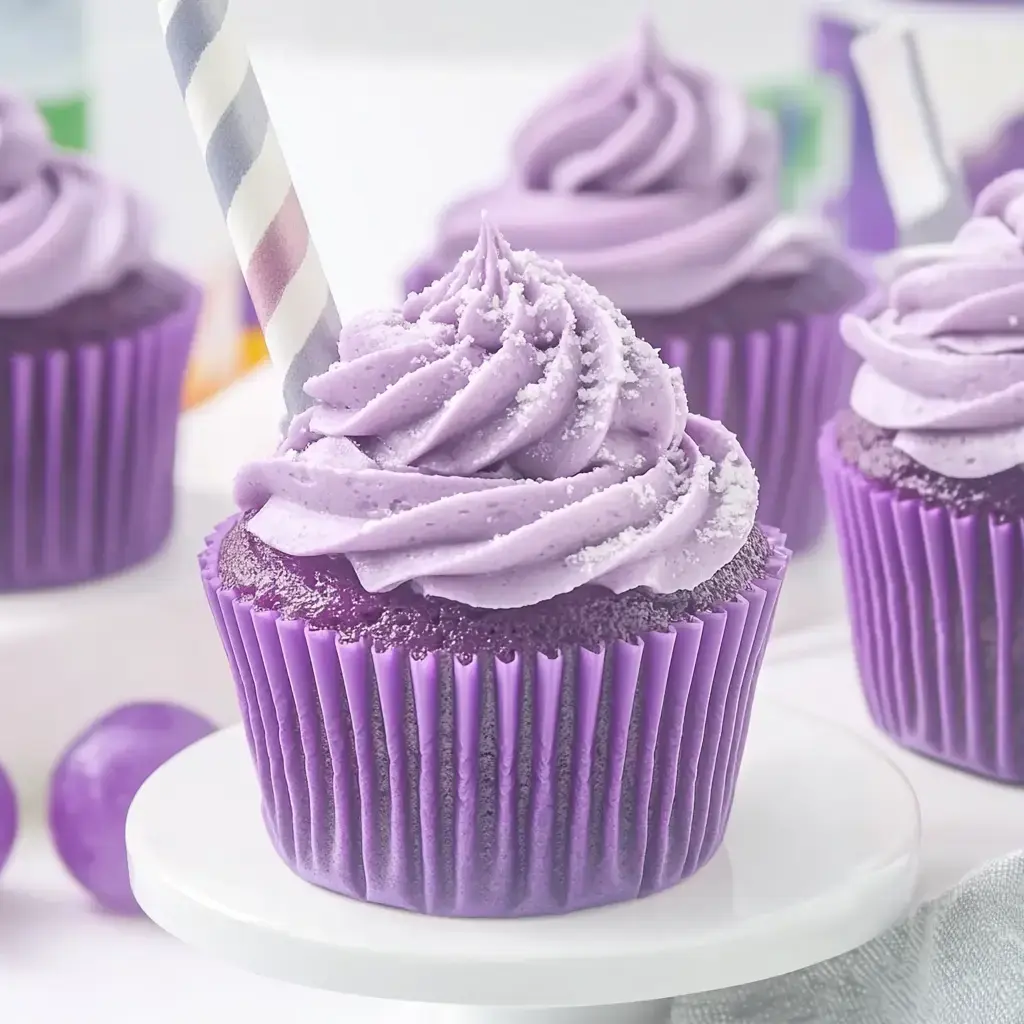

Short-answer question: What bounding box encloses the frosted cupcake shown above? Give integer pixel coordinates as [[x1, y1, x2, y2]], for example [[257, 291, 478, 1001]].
[[202, 221, 791, 917], [820, 171, 1024, 783], [0, 94, 200, 590], [406, 27, 866, 555]]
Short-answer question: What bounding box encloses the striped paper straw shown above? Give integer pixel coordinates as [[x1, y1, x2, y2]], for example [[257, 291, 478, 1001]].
[[158, 0, 340, 416], [851, 23, 971, 247]]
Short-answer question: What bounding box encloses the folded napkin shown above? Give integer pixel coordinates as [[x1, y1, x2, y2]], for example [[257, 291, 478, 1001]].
[[673, 853, 1024, 1024]]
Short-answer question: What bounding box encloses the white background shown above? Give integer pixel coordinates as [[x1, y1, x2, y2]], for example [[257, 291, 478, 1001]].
[[94, 0, 814, 71]]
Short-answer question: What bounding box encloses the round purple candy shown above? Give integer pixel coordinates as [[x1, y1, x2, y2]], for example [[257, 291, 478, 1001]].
[[0, 763, 16, 876], [49, 702, 216, 914]]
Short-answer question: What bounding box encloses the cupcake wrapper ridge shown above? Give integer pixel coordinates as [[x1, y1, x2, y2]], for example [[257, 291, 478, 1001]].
[[0, 289, 200, 591], [655, 313, 855, 556], [200, 519, 791, 917], [820, 423, 1024, 783]]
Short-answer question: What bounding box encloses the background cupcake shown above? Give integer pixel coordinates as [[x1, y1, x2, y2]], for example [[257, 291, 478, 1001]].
[[0, 93, 200, 591], [820, 171, 1024, 784], [405, 25, 866, 555], [202, 221, 790, 918]]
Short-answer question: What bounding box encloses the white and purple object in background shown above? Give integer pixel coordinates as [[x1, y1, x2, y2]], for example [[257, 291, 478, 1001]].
[[816, 0, 1024, 252]]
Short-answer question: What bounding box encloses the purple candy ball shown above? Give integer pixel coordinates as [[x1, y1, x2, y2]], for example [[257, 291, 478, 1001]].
[[0, 763, 16, 876], [49, 702, 216, 914]]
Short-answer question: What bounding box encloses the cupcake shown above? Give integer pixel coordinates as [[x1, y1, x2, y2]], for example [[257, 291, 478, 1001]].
[[406, 25, 866, 555], [820, 171, 1024, 784], [201, 219, 791, 917], [0, 94, 200, 590]]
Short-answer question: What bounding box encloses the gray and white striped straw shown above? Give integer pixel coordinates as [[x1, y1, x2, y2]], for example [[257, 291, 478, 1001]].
[[158, 0, 340, 416], [851, 22, 972, 247]]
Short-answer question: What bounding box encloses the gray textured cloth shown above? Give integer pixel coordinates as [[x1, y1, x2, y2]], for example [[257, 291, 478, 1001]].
[[672, 853, 1024, 1024]]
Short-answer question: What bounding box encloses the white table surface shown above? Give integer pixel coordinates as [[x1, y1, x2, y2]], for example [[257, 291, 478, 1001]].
[[124, 704, 920, 1007], [3, 43, 1022, 1024]]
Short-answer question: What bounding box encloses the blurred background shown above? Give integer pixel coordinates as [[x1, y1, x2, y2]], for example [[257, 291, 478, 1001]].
[[6, 0, 842, 407], [5, 1, 1024, 401], [104, 0, 814, 64], [8, 0, 1022, 397]]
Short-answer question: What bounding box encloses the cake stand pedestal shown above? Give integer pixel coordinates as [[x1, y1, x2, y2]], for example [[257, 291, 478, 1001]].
[[126, 701, 920, 1023]]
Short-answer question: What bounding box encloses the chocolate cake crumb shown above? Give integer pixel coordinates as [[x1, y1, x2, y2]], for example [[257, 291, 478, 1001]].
[[833, 410, 1024, 520], [215, 515, 775, 662]]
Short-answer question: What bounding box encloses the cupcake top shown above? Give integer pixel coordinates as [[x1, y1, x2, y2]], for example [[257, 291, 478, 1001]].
[[0, 93, 152, 317], [843, 170, 1024, 479], [418, 25, 839, 315], [235, 220, 760, 610]]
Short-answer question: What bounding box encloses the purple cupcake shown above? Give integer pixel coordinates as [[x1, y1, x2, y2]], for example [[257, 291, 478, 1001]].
[[0, 94, 200, 591], [201, 220, 791, 917], [406, 26, 866, 555], [820, 171, 1024, 784]]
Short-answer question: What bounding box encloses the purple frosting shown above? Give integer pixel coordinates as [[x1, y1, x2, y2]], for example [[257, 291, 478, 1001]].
[[235, 220, 759, 610], [843, 171, 1024, 480], [0, 93, 152, 317], [417, 24, 839, 315]]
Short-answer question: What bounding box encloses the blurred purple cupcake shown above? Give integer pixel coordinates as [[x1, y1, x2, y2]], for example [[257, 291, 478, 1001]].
[[0, 94, 200, 591], [406, 25, 866, 555], [820, 171, 1024, 784], [202, 220, 790, 917]]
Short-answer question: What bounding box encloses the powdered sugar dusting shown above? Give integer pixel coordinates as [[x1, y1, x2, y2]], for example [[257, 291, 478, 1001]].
[[696, 435, 759, 542]]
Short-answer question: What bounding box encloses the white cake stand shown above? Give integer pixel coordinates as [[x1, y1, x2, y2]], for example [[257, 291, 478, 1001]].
[[126, 700, 920, 1024]]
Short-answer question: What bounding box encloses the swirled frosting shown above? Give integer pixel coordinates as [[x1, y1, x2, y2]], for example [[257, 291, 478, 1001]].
[[0, 93, 152, 317], [845, 171, 1024, 479], [418, 24, 837, 315], [236, 220, 759, 609]]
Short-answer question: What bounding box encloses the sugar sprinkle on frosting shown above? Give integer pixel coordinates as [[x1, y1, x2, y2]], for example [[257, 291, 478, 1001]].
[[235, 219, 759, 609]]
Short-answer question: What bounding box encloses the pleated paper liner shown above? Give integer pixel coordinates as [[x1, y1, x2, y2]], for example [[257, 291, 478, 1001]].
[[654, 311, 856, 556], [0, 287, 200, 591], [200, 519, 791, 918], [820, 422, 1024, 784]]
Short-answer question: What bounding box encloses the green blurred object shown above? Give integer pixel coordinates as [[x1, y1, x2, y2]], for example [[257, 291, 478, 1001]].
[[40, 95, 88, 151], [1, 0, 89, 150], [747, 77, 847, 211]]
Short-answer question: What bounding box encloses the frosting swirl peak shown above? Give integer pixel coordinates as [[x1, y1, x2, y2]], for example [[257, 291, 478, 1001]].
[[0, 93, 152, 317], [237, 221, 759, 609], [513, 21, 755, 195], [420, 25, 836, 314], [845, 170, 1024, 479]]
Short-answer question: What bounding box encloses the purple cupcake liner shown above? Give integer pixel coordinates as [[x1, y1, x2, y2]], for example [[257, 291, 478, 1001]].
[[820, 422, 1024, 784], [200, 519, 790, 917], [655, 313, 856, 555], [0, 289, 200, 591]]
